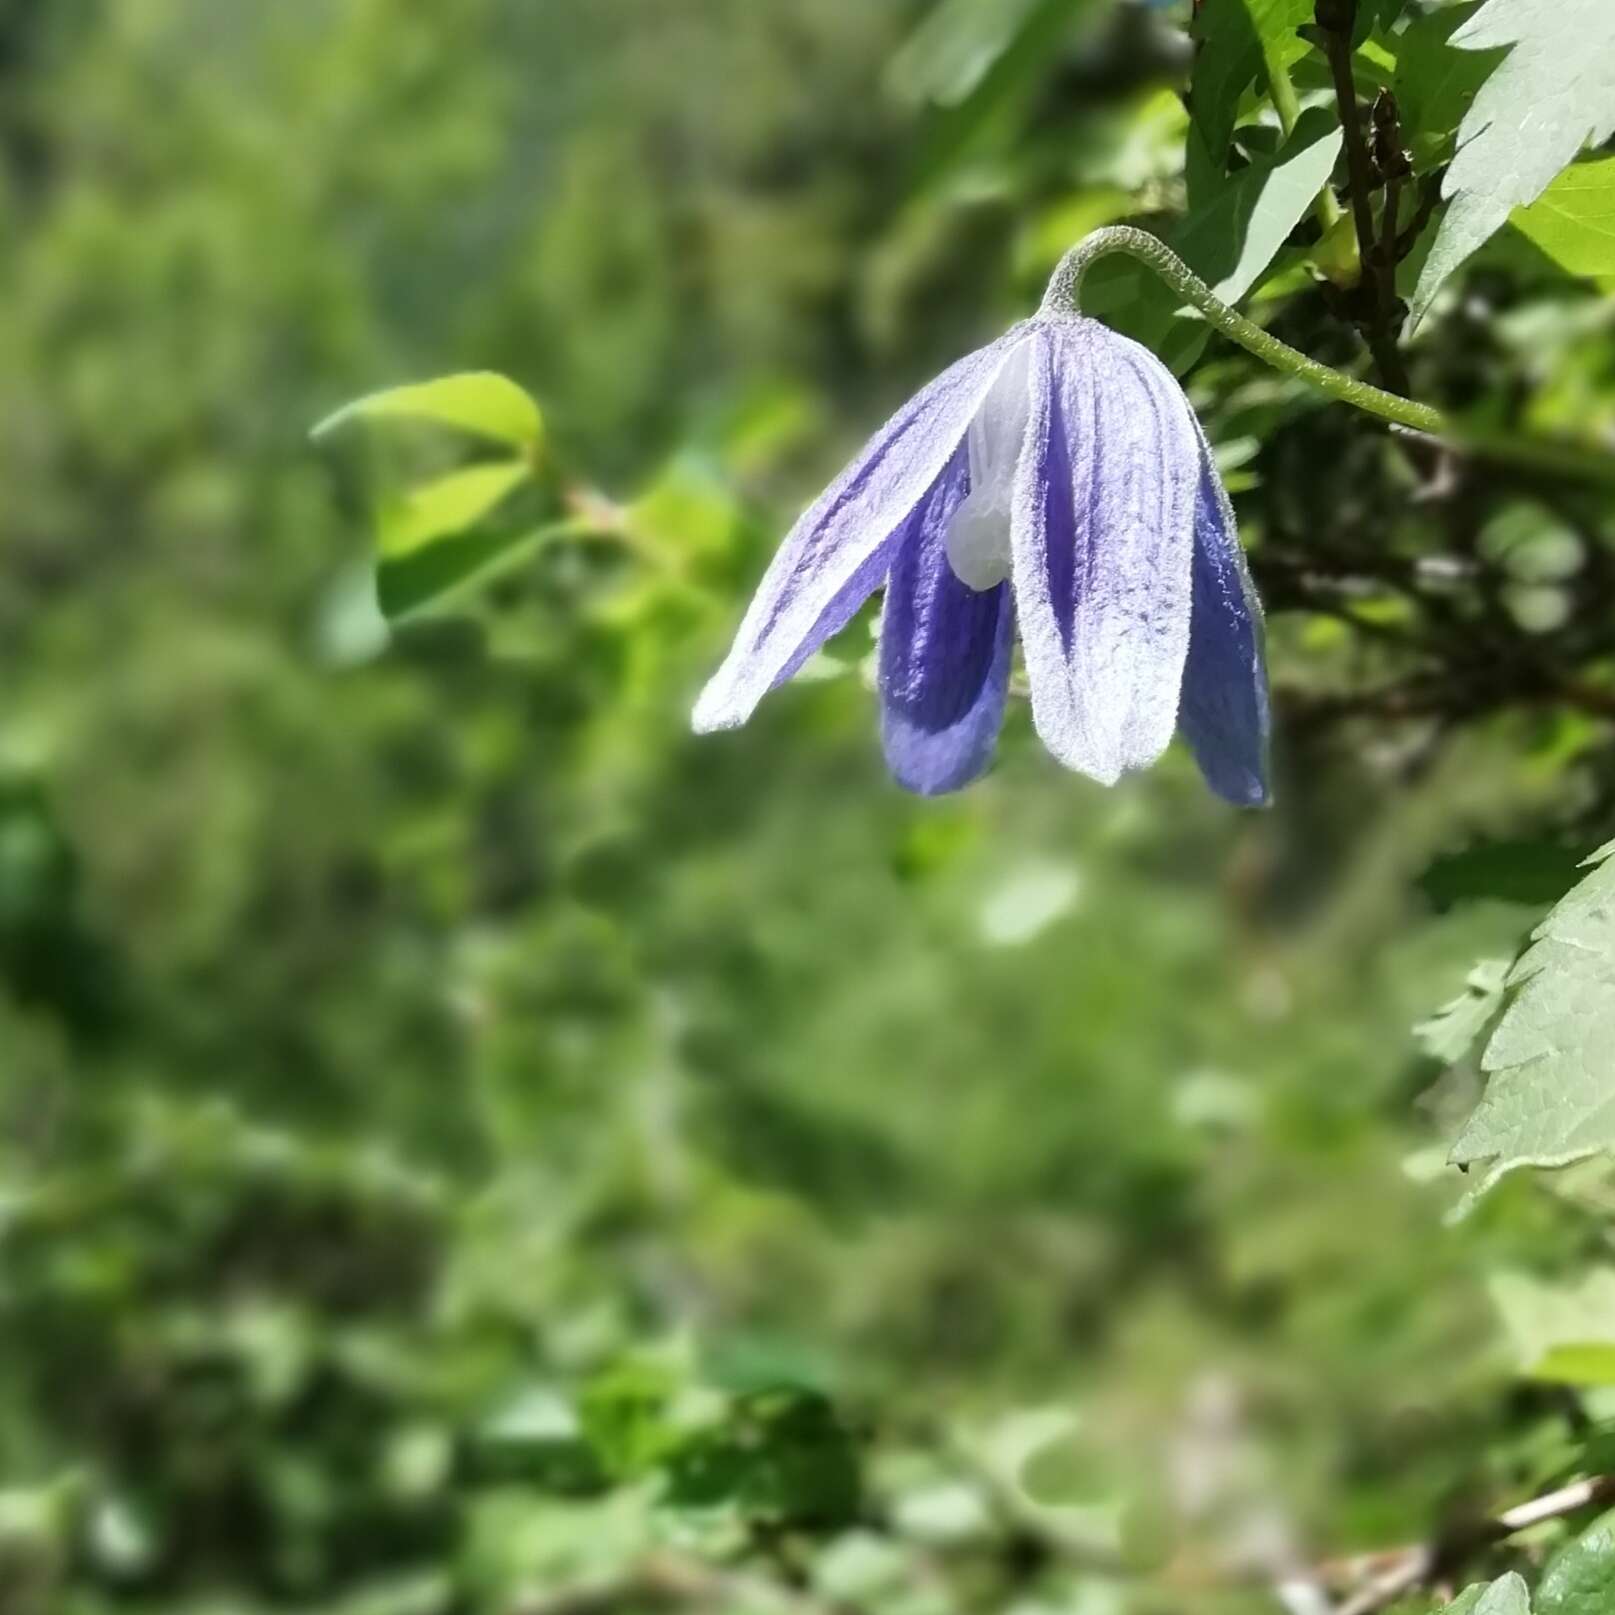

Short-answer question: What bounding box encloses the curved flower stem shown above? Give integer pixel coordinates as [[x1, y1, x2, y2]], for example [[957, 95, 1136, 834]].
[[1042, 228, 1615, 489], [1040, 226, 1444, 434]]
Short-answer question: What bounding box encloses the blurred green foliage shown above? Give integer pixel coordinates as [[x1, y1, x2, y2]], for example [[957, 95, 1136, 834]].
[[2, 2, 1615, 1613]]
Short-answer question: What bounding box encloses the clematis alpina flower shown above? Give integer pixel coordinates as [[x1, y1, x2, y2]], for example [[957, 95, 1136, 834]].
[[692, 308, 1270, 805]]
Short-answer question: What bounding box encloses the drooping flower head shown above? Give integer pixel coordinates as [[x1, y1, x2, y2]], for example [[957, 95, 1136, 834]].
[[692, 306, 1270, 805]]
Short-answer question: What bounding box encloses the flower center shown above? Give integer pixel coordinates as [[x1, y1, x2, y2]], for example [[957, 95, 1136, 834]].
[[944, 343, 1030, 592]]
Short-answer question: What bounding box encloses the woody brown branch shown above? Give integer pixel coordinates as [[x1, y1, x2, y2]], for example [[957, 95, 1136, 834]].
[[1314, 0, 1412, 398]]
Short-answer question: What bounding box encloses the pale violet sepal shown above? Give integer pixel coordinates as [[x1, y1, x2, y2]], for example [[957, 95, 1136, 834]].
[[693, 311, 1271, 805]]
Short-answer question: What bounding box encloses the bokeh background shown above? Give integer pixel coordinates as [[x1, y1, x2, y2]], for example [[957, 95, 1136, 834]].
[[2, 3, 1613, 1612]]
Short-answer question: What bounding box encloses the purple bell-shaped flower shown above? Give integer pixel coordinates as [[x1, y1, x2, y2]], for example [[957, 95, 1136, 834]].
[[693, 309, 1270, 805]]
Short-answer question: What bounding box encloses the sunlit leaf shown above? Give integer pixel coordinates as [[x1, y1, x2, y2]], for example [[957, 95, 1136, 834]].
[[1415, 958, 1509, 1064], [1478, 503, 1585, 585], [1083, 109, 1342, 369], [1492, 1270, 1615, 1385], [1016, 187, 1134, 280], [1189, 0, 1313, 173], [579, 1361, 679, 1478], [1453, 840, 1615, 1193], [1538, 1506, 1615, 1615], [378, 461, 531, 557], [978, 861, 1082, 948], [1185, 114, 1342, 307], [314, 372, 543, 450], [1512, 157, 1615, 283], [1410, 0, 1615, 322], [1441, 1576, 1531, 1615], [376, 519, 583, 624]]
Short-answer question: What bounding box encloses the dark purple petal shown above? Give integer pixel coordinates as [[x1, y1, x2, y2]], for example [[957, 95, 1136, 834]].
[[693, 324, 1033, 733], [1009, 318, 1200, 784], [878, 448, 1013, 795], [1177, 434, 1271, 807]]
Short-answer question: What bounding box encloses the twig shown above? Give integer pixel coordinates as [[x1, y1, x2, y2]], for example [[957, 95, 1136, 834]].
[[1315, 0, 1412, 396], [1329, 1475, 1615, 1615], [1372, 95, 1404, 278], [1334, 1545, 1435, 1615], [1276, 1573, 1341, 1615], [1497, 1475, 1615, 1534], [1395, 171, 1444, 260]]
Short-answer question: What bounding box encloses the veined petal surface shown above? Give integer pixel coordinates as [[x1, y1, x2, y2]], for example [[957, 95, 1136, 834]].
[[1009, 317, 1200, 785], [878, 447, 1014, 795], [1177, 435, 1270, 807], [693, 324, 1032, 733]]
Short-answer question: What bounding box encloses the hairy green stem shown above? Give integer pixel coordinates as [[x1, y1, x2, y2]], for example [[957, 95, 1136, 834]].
[[1040, 226, 1443, 433], [1041, 228, 1615, 488]]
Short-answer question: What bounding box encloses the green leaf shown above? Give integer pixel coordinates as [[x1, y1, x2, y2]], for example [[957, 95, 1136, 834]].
[[1410, 0, 1615, 322], [1185, 112, 1342, 305], [1539, 1507, 1615, 1615], [1536, 1346, 1615, 1386], [376, 520, 580, 624], [665, 1389, 860, 1528], [887, 0, 1048, 108], [1415, 958, 1510, 1064], [1354, 0, 1404, 45], [1083, 108, 1342, 368], [906, 0, 1101, 188], [1450, 840, 1615, 1195], [1392, 3, 1505, 174], [377, 461, 531, 558], [1512, 157, 1615, 283], [578, 1361, 679, 1479], [1492, 1270, 1615, 1385], [1188, 0, 1313, 173], [313, 372, 543, 450], [1442, 1577, 1532, 1615]]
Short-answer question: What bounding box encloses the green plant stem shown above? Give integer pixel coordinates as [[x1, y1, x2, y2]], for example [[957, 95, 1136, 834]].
[[1040, 228, 1615, 488], [1264, 54, 1343, 234], [1040, 226, 1443, 433], [1316, 3, 1412, 395]]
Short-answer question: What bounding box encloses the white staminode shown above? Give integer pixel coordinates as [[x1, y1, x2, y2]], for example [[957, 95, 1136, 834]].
[[944, 342, 1031, 592]]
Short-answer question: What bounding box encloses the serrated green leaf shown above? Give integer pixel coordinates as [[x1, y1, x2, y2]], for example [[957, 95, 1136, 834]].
[[376, 520, 580, 624], [1450, 840, 1615, 1195], [1189, 0, 1313, 173], [314, 372, 543, 450], [1538, 1506, 1615, 1615], [1082, 109, 1341, 369], [1415, 958, 1510, 1064], [1492, 1270, 1615, 1385], [1443, 1576, 1531, 1615], [1410, 0, 1615, 322], [377, 461, 531, 558], [1512, 157, 1615, 282]]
